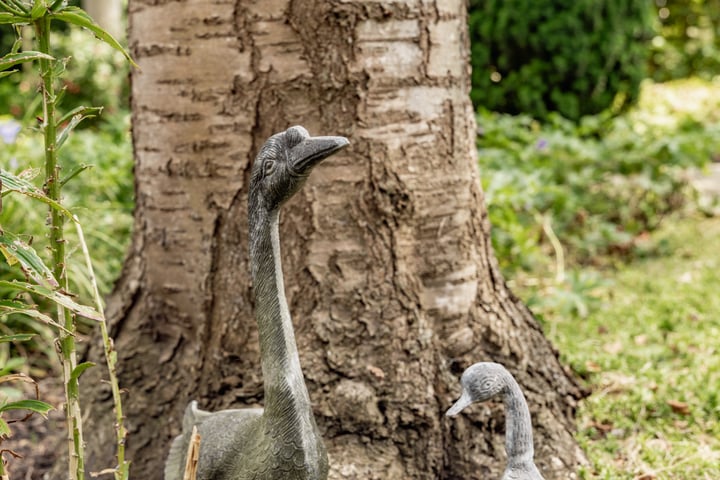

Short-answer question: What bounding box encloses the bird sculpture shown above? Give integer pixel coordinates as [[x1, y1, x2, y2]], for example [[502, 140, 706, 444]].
[[446, 362, 545, 480], [165, 126, 349, 480]]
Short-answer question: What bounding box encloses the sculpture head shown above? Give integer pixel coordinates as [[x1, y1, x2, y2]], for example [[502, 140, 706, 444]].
[[445, 362, 507, 417], [249, 125, 349, 211]]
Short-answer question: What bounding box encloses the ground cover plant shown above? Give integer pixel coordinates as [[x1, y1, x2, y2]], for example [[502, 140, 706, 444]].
[[479, 79, 720, 308], [482, 79, 720, 478], [552, 214, 720, 479]]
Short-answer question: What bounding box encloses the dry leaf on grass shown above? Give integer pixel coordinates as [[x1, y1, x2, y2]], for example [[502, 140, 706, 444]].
[[667, 399, 690, 416]]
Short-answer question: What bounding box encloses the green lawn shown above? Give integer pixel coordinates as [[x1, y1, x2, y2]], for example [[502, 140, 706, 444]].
[[530, 214, 720, 479]]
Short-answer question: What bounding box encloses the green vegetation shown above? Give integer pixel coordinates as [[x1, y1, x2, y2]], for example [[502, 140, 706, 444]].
[[650, 0, 720, 81], [0, 114, 133, 305], [0, 1, 718, 478], [468, 0, 654, 120], [481, 79, 720, 477], [548, 215, 720, 479], [480, 78, 720, 298], [0, 3, 133, 478]]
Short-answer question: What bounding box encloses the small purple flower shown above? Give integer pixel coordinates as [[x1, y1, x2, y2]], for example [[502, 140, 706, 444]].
[[535, 138, 548, 150], [0, 119, 21, 144]]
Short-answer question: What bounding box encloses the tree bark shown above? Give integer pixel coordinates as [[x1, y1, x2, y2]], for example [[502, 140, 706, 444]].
[[82, 1, 588, 478]]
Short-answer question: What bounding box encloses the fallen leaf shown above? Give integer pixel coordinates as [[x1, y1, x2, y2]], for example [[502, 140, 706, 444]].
[[678, 271, 692, 283], [603, 340, 623, 354], [667, 399, 690, 416], [634, 473, 656, 480], [585, 361, 601, 373], [591, 420, 613, 433]]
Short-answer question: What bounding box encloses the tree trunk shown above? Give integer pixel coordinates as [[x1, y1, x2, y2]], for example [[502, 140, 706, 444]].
[[83, 1, 588, 478]]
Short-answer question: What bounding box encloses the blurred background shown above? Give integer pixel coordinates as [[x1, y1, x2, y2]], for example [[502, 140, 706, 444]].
[[1, 0, 719, 477]]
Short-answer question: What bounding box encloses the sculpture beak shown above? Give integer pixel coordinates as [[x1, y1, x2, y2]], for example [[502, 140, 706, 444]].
[[289, 135, 349, 174], [445, 391, 473, 417]]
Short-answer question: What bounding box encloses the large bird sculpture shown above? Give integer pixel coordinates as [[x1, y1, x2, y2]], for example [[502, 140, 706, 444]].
[[165, 126, 349, 480], [446, 362, 545, 480]]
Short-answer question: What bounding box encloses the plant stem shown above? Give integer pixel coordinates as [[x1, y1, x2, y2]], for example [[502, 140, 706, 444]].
[[74, 217, 130, 480], [35, 15, 85, 480]]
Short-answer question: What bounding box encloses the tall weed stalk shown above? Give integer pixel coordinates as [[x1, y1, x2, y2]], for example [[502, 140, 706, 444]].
[[0, 2, 135, 479]]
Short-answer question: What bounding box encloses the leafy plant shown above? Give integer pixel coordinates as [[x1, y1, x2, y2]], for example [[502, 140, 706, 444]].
[[468, 0, 655, 120], [478, 90, 719, 278], [0, 2, 134, 479], [0, 359, 53, 479]]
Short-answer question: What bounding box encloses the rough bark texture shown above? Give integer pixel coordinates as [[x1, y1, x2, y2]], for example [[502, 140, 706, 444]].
[[82, 1, 588, 478]]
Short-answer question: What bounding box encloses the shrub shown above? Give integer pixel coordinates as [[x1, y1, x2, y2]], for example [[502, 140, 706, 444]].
[[0, 25, 129, 125], [0, 113, 133, 308], [468, 0, 655, 120], [477, 81, 720, 276]]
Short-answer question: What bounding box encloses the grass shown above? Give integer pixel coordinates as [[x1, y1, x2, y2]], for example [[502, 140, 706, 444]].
[[524, 214, 720, 479]]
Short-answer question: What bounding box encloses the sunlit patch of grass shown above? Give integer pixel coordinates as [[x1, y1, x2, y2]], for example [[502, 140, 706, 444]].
[[532, 215, 720, 479]]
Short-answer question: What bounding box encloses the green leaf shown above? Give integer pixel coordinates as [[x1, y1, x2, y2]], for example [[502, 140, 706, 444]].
[[0, 299, 69, 333], [0, 11, 28, 24], [70, 361, 95, 382], [0, 280, 103, 321], [67, 361, 94, 398], [0, 231, 59, 288], [30, 0, 47, 20], [51, 7, 138, 68], [49, 0, 66, 11], [0, 169, 74, 219], [0, 333, 35, 343], [56, 106, 102, 150], [57, 105, 103, 127], [0, 51, 55, 72], [10, 35, 22, 53], [0, 399, 54, 417], [0, 0, 29, 17], [0, 418, 11, 437], [6, 0, 30, 13], [0, 358, 25, 376], [59, 163, 93, 187], [0, 70, 18, 79]]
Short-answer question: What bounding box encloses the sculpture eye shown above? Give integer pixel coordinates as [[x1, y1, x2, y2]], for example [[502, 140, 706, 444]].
[[264, 159, 275, 175]]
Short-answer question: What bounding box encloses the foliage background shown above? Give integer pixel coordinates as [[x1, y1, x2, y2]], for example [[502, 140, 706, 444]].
[[1, 0, 720, 478], [650, 0, 720, 81], [467, 0, 655, 120]]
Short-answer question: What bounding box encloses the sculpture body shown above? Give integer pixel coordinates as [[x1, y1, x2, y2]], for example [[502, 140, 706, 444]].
[[446, 362, 545, 480], [165, 126, 349, 480]]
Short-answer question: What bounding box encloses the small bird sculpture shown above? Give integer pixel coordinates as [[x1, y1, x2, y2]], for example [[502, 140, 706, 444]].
[[446, 362, 545, 480], [165, 126, 349, 480]]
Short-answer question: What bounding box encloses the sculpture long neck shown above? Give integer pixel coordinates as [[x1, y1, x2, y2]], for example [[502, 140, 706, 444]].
[[502, 374, 535, 465], [249, 204, 312, 424]]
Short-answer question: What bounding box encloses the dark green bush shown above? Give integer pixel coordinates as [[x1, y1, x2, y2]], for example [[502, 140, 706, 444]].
[[650, 0, 720, 81], [468, 0, 655, 120]]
